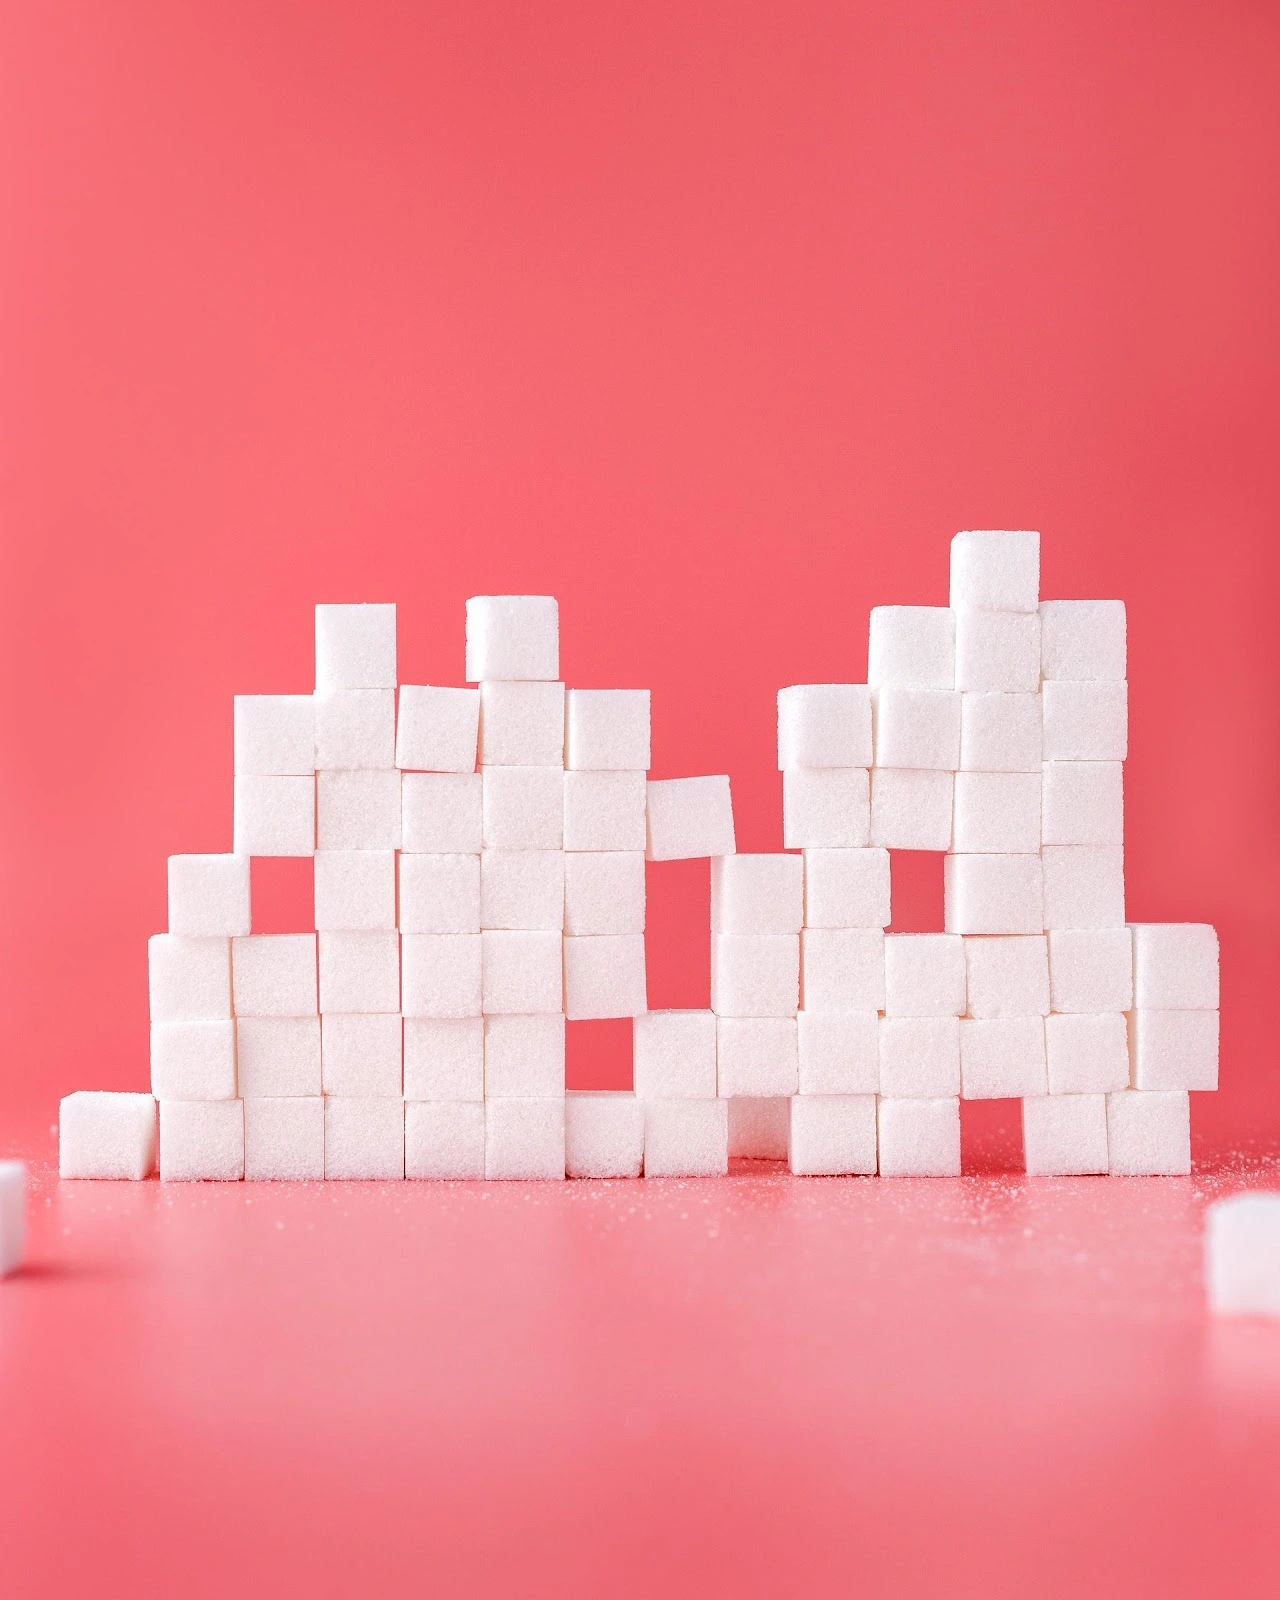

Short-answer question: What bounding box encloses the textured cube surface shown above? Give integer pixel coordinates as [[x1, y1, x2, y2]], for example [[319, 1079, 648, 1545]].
[[150, 1020, 237, 1100], [717, 1017, 799, 1097], [324, 1097, 404, 1179], [400, 933, 483, 1018], [711, 853, 804, 934], [867, 606, 955, 689], [315, 603, 397, 692], [777, 684, 873, 769], [873, 688, 961, 771], [400, 852, 482, 934], [236, 1017, 322, 1097], [314, 688, 396, 769], [959, 1016, 1048, 1099], [796, 1010, 880, 1094], [954, 611, 1041, 693], [632, 1011, 718, 1098], [1131, 923, 1220, 1010], [1205, 1194, 1280, 1318], [565, 1092, 645, 1178], [60, 1092, 157, 1180], [1039, 600, 1126, 682], [788, 1094, 877, 1176], [727, 1096, 791, 1158], [321, 1012, 403, 1096], [643, 1099, 728, 1177], [803, 847, 890, 929], [563, 852, 645, 935], [959, 692, 1042, 773], [801, 928, 885, 1012], [168, 854, 251, 938], [944, 854, 1044, 936], [963, 936, 1050, 1018], [314, 850, 397, 931], [1106, 1090, 1191, 1176], [646, 775, 735, 860], [877, 1096, 961, 1176], [480, 930, 563, 1014], [149, 935, 232, 1022], [565, 690, 651, 771], [244, 1097, 325, 1181], [1047, 928, 1133, 1014], [480, 850, 564, 931], [879, 1017, 961, 1098], [1041, 681, 1128, 762], [403, 1016, 485, 1100], [782, 767, 871, 849], [316, 769, 401, 850], [563, 770, 648, 851], [395, 685, 480, 774], [711, 933, 800, 1017], [483, 766, 564, 850], [951, 771, 1041, 854], [232, 934, 317, 1017], [404, 1101, 486, 1179], [234, 694, 315, 777], [1022, 1093, 1109, 1175], [949, 529, 1040, 613], [1042, 762, 1123, 847], [478, 680, 565, 766], [465, 595, 559, 683], [1041, 846, 1125, 929], [484, 1097, 566, 1179], [884, 934, 966, 1018], [484, 1014, 565, 1097], [564, 934, 647, 1019], [869, 768, 954, 850], [401, 773, 483, 854], [1045, 1013, 1130, 1095], [160, 1099, 244, 1182], [1129, 1009, 1220, 1091], [234, 774, 316, 856]]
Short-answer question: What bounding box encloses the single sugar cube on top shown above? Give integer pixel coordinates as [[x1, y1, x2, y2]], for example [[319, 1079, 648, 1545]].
[[315, 603, 397, 691], [0, 1161, 25, 1275], [1131, 923, 1220, 1010], [646, 776, 735, 860], [776, 685, 873, 769], [867, 607, 955, 690], [465, 595, 559, 682], [1206, 1194, 1280, 1318], [395, 686, 480, 773], [1039, 600, 1126, 682], [711, 854, 803, 934], [950, 531, 1040, 613], [168, 854, 251, 938], [60, 1092, 157, 1179], [566, 690, 651, 771]]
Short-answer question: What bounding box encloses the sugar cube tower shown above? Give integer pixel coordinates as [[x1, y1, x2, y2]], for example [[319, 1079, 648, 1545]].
[[59, 532, 1220, 1180]]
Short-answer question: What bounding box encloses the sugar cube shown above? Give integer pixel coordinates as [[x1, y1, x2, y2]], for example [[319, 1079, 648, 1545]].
[[777, 685, 873, 769], [877, 1096, 961, 1176], [231, 934, 317, 1017], [168, 854, 251, 938], [954, 611, 1041, 694], [873, 689, 962, 770], [404, 1101, 486, 1179], [563, 771, 647, 851], [645, 775, 735, 860], [643, 1099, 728, 1177], [321, 1012, 403, 1096], [484, 1014, 566, 1097], [944, 854, 1044, 935], [236, 1016, 322, 1097], [1205, 1194, 1280, 1318], [314, 850, 397, 931], [244, 1097, 324, 1181], [233, 774, 315, 857], [1044, 1013, 1130, 1094], [0, 1162, 24, 1275], [1048, 927, 1133, 1013], [1022, 1093, 1109, 1175], [727, 1096, 791, 1159], [402, 772, 483, 854], [1129, 1009, 1219, 1092], [399, 852, 481, 934], [314, 689, 396, 769], [963, 935, 1050, 1018], [1039, 600, 1126, 682], [633, 1011, 718, 1098], [782, 768, 871, 849], [1041, 762, 1123, 847], [565, 690, 651, 771], [483, 766, 564, 850], [950, 530, 1040, 613], [1041, 681, 1128, 762], [803, 847, 890, 929], [466, 596, 559, 683], [564, 934, 647, 1020], [565, 1092, 645, 1178], [403, 1016, 485, 1100], [316, 769, 401, 850], [479, 680, 566, 767], [400, 933, 482, 1018], [959, 1016, 1048, 1099], [951, 771, 1040, 854], [1131, 923, 1219, 1010], [395, 685, 480, 774], [59, 1092, 157, 1179], [869, 768, 954, 851], [480, 930, 563, 1014], [149, 934, 232, 1022], [879, 1017, 961, 1097], [480, 850, 564, 931], [711, 933, 800, 1017], [315, 603, 397, 691], [159, 1099, 244, 1182], [234, 695, 315, 776], [867, 607, 956, 690], [959, 692, 1042, 773], [796, 1011, 880, 1094], [150, 1020, 237, 1100], [564, 852, 646, 935], [801, 928, 886, 1011], [324, 1097, 405, 1179], [884, 934, 966, 1017], [1041, 846, 1125, 929], [788, 1095, 877, 1175], [484, 1098, 566, 1179], [717, 1017, 799, 1096], [712, 854, 803, 934], [1106, 1089, 1191, 1175]]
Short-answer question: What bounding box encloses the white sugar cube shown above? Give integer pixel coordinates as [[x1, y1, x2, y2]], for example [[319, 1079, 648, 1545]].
[[1044, 1013, 1130, 1094], [564, 852, 646, 935], [1048, 927, 1133, 1013], [244, 1097, 324, 1181], [877, 1096, 961, 1176], [711, 854, 804, 934], [884, 934, 966, 1017], [232, 934, 317, 1017], [234, 695, 315, 776], [483, 766, 564, 850], [1106, 1089, 1191, 1175], [404, 1101, 486, 1179], [466, 596, 559, 683], [314, 850, 397, 930], [168, 854, 251, 937], [324, 1097, 404, 1179], [632, 1011, 717, 1098], [873, 688, 962, 770], [789, 1095, 877, 1175], [867, 607, 956, 689], [321, 1012, 403, 1096], [1041, 681, 1128, 762], [643, 1099, 728, 1177], [1022, 1093, 1108, 1175], [314, 689, 396, 769], [711, 933, 799, 1017], [0, 1162, 24, 1275], [727, 1096, 791, 1158], [803, 848, 890, 929], [959, 1016, 1047, 1098], [954, 611, 1041, 693], [234, 775, 315, 856], [950, 530, 1039, 613], [480, 930, 563, 1014], [959, 692, 1042, 773], [402, 772, 483, 854], [400, 933, 482, 1018], [395, 685, 480, 773], [566, 1092, 645, 1178], [59, 1092, 157, 1179], [563, 771, 647, 851], [782, 768, 871, 849], [1039, 600, 1126, 682], [480, 850, 564, 931], [1206, 1194, 1280, 1318], [159, 1099, 244, 1182], [1041, 845, 1125, 929], [484, 1098, 566, 1179], [796, 1011, 880, 1094], [565, 690, 651, 771], [479, 680, 565, 767], [149, 934, 231, 1021], [1042, 762, 1123, 846], [801, 928, 886, 1011], [944, 854, 1044, 935], [403, 1016, 484, 1100], [1129, 1010, 1219, 1092], [777, 685, 873, 769], [951, 771, 1041, 853], [1131, 923, 1219, 1010], [879, 1017, 962, 1097], [236, 1017, 322, 1097], [316, 769, 401, 850], [399, 852, 481, 934], [564, 934, 647, 1019], [315, 603, 397, 691], [963, 935, 1050, 1017], [484, 1014, 565, 1096], [717, 1017, 799, 1096], [150, 1020, 237, 1100], [646, 775, 736, 860], [869, 768, 954, 850]]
